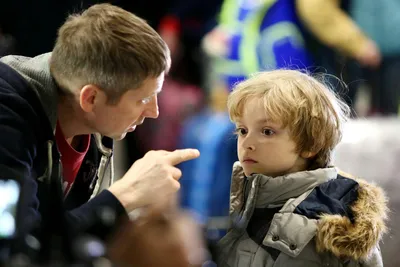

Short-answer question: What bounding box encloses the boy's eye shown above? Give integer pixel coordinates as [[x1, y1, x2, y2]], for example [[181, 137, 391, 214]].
[[262, 129, 275, 136], [235, 128, 247, 136]]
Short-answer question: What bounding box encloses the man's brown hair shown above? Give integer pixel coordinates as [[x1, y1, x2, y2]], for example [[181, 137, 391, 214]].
[[50, 3, 170, 103]]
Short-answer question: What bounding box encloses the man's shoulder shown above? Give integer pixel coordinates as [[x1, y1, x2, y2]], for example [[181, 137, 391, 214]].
[[0, 59, 54, 142], [0, 58, 32, 96]]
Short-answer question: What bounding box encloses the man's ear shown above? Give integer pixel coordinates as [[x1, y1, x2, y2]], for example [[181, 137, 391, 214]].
[[80, 84, 101, 112], [301, 150, 317, 159]]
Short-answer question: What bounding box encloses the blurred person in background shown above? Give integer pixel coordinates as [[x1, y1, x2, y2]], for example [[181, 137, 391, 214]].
[[346, 0, 400, 115], [126, 1, 225, 210], [158, 0, 223, 86], [297, 0, 381, 70], [202, 0, 381, 111], [121, 0, 223, 167], [108, 202, 209, 267], [296, 0, 381, 113], [127, 0, 221, 161]]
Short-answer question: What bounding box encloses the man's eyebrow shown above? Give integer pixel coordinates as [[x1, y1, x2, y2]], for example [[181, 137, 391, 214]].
[[149, 88, 162, 96], [142, 88, 162, 99]]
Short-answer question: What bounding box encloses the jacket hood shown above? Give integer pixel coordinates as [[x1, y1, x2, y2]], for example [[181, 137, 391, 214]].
[[316, 172, 388, 260], [0, 52, 58, 130]]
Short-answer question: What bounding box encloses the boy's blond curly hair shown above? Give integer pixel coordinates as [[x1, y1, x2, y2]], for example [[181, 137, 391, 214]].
[[227, 69, 350, 169]]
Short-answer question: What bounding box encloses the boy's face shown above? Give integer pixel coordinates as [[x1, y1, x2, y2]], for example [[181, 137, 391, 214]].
[[235, 98, 308, 177]]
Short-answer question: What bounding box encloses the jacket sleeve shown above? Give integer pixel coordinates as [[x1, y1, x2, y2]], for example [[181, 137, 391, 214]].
[[0, 86, 42, 236], [0, 88, 37, 179], [295, 0, 371, 60], [66, 190, 128, 240]]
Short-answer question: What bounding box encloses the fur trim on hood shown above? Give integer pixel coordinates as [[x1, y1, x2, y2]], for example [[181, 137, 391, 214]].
[[316, 172, 389, 260]]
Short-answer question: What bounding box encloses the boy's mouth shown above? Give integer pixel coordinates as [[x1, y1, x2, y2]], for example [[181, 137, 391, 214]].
[[242, 157, 258, 164]]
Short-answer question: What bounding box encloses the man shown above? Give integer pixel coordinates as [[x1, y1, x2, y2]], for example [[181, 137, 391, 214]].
[[0, 3, 200, 261]]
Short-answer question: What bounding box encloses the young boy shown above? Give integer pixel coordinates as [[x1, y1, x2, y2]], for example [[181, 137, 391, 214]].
[[216, 70, 388, 267]]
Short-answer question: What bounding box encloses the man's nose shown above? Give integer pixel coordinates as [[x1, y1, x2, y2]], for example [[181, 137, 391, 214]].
[[144, 95, 159, 119]]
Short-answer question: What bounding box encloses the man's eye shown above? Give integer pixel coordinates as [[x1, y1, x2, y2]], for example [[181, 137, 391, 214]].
[[141, 97, 151, 104]]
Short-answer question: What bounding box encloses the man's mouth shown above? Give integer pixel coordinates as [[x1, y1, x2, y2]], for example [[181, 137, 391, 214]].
[[128, 125, 137, 132], [127, 119, 145, 132]]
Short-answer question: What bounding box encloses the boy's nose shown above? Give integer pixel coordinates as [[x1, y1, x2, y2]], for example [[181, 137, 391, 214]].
[[242, 137, 256, 151], [246, 144, 256, 151]]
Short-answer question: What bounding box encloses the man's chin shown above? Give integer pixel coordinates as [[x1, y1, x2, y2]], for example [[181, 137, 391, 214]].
[[105, 132, 127, 141], [115, 133, 128, 141], [104, 126, 137, 140]]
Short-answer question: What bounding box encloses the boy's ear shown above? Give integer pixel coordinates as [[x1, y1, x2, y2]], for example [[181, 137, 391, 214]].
[[301, 151, 317, 159]]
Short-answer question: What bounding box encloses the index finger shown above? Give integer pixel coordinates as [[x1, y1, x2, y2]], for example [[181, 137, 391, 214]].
[[164, 149, 200, 166]]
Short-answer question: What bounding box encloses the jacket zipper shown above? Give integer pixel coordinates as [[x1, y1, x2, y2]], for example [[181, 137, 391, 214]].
[[232, 177, 250, 230], [240, 177, 249, 215]]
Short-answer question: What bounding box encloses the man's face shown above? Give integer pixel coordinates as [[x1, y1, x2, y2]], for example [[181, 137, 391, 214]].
[[90, 74, 164, 140], [236, 98, 308, 177]]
